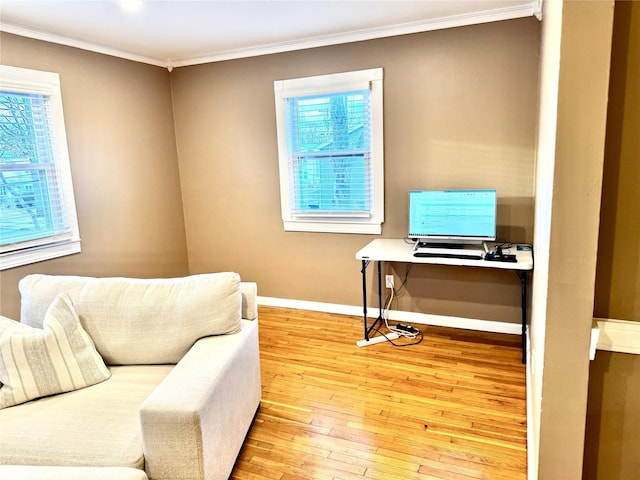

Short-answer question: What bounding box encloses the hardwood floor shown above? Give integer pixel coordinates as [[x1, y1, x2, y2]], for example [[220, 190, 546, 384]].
[[231, 306, 527, 480]]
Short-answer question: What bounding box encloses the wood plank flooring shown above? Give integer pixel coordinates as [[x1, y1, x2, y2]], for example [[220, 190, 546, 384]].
[[231, 306, 527, 480]]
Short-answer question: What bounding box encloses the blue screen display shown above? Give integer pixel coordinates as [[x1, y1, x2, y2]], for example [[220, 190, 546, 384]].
[[408, 190, 497, 241]]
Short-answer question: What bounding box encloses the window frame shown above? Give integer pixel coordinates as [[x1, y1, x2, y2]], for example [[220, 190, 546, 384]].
[[274, 68, 384, 234], [0, 65, 81, 270]]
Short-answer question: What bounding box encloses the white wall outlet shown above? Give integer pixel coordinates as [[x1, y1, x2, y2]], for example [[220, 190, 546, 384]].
[[385, 274, 394, 289]]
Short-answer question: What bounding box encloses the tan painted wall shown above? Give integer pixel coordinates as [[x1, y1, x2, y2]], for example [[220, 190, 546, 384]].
[[585, 1, 640, 478], [594, 0, 640, 322], [585, 352, 640, 479], [0, 33, 189, 319], [535, 1, 615, 478], [171, 18, 540, 325]]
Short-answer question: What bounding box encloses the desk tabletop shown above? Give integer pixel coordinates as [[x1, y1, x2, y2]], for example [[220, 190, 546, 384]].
[[356, 238, 533, 271]]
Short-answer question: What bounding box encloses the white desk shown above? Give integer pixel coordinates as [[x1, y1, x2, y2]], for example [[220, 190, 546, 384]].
[[355, 239, 533, 363]]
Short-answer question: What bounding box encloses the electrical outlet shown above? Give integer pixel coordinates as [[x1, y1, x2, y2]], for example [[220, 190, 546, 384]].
[[385, 274, 394, 289]]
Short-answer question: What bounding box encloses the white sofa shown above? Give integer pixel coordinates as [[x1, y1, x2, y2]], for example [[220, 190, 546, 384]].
[[0, 273, 261, 480]]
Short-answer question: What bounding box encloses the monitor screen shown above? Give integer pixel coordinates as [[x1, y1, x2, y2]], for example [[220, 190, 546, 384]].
[[408, 189, 497, 244]]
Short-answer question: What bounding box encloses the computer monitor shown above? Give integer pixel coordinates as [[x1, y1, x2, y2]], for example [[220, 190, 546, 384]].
[[408, 189, 497, 245]]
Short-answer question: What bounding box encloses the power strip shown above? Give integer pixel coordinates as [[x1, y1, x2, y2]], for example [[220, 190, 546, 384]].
[[395, 323, 420, 334], [356, 332, 400, 348]]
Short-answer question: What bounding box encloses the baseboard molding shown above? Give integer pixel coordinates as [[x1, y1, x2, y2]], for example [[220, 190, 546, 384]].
[[594, 317, 640, 355], [257, 296, 521, 335]]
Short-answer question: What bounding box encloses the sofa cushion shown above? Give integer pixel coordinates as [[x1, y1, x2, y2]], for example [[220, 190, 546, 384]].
[[0, 365, 172, 469], [0, 294, 110, 409], [19, 272, 242, 365], [0, 466, 148, 480]]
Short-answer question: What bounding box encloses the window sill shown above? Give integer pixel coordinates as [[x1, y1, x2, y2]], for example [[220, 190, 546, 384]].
[[283, 220, 382, 234], [0, 239, 81, 271]]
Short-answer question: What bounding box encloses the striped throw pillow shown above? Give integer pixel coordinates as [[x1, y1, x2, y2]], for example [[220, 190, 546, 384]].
[[0, 293, 111, 409]]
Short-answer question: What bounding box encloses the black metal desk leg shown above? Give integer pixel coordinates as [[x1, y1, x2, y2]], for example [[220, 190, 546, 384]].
[[361, 260, 369, 340], [360, 259, 386, 342], [517, 271, 527, 364], [377, 260, 383, 320]]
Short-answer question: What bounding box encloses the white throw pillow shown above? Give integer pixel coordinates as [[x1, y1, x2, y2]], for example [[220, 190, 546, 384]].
[[0, 293, 111, 409]]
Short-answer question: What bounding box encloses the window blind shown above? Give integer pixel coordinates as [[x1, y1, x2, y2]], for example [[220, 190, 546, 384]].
[[0, 92, 73, 249], [284, 89, 372, 217]]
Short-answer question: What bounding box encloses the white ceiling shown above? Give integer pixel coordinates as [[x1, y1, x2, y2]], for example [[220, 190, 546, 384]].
[[0, 0, 541, 69]]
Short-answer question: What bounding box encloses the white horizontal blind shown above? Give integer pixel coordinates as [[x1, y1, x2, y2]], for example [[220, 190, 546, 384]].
[[0, 92, 70, 245], [285, 89, 372, 217], [0, 65, 80, 269], [274, 68, 384, 234]]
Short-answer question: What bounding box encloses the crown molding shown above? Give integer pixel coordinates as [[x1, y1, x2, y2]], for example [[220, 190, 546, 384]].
[[1, 1, 541, 70], [172, 2, 541, 68], [0, 23, 167, 68]]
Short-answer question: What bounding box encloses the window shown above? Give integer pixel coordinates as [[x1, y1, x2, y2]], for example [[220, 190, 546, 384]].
[[0, 65, 80, 270], [274, 68, 384, 234]]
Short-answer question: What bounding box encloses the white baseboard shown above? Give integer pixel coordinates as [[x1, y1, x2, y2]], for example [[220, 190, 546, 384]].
[[594, 317, 640, 355], [257, 296, 521, 335]]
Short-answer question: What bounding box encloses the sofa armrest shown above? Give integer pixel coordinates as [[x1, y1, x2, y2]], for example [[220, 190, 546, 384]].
[[139, 319, 261, 480], [240, 281, 257, 320]]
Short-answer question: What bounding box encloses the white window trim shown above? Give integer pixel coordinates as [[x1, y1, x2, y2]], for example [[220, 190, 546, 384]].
[[0, 65, 81, 270], [274, 68, 384, 234]]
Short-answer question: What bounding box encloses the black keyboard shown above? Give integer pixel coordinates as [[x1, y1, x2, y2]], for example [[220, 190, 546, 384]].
[[413, 252, 483, 260]]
